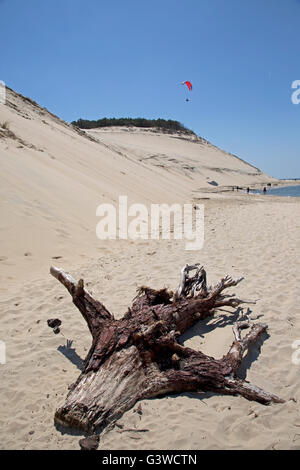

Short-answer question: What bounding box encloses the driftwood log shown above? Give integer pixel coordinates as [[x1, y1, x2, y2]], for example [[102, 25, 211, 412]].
[[50, 263, 284, 433]]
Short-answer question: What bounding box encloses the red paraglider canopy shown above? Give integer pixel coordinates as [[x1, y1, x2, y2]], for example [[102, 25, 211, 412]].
[[182, 81, 192, 91]]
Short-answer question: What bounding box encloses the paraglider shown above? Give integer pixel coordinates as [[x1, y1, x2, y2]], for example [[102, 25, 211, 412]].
[[181, 81, 192, 101], [182, 80, 192, 91]]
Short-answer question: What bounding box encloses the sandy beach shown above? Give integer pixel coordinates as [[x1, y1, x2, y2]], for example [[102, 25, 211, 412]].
[[0, 88, 300, 450]]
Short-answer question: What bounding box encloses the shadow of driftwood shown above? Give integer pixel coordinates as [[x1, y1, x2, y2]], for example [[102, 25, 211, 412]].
[[55, 421, 87, 437], [57, 339, 83, 371], [237, 329, 269, 380], [180, 307, 242, 343], [178, 306, 269, 396]]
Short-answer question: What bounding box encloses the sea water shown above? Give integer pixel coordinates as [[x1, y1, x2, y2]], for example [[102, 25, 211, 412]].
[[253, 185, 300, 197]]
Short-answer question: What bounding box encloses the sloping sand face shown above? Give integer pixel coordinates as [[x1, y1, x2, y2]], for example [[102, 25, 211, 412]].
[[1, 88, 299, 450], [0, 87, 275, 291]]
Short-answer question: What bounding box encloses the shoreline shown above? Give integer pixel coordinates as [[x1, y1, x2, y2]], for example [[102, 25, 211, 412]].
[[195, 179, 300, 195]]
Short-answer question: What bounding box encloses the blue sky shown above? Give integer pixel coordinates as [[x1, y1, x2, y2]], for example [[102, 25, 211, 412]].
[[0, 0, 299, 178]]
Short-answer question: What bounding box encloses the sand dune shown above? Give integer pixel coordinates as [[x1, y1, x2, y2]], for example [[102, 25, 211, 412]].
[[0, 87, 275, 291], [0, 88, 299, 450]]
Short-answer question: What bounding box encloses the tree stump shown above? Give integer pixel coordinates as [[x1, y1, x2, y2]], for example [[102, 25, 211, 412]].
[[50, 263, 284, 433]]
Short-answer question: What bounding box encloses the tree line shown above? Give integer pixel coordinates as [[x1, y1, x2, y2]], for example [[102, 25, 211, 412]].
[[71, 117, 195, 134]]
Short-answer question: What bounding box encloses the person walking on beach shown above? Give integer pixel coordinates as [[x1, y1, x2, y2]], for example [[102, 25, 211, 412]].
[[263, 187, 266, 194]]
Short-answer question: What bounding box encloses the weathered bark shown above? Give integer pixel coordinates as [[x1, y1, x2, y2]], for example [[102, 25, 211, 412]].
[[50, 264, 284, 433]]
